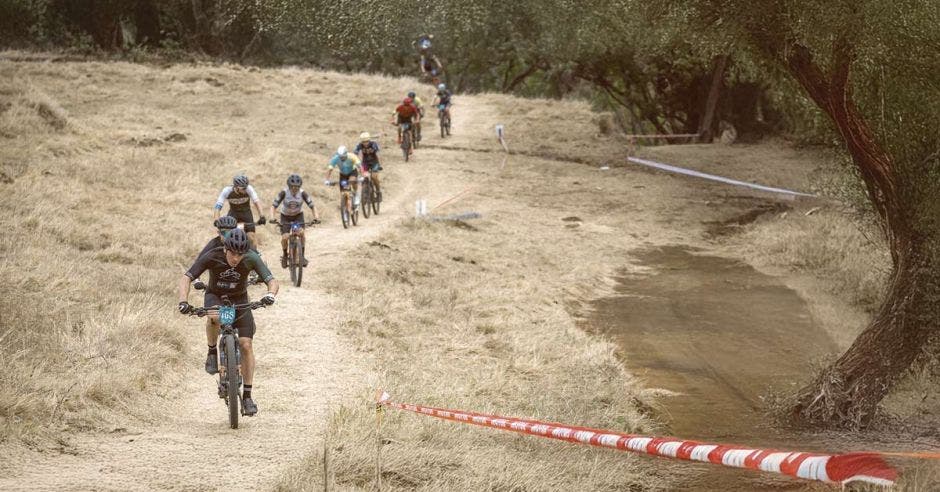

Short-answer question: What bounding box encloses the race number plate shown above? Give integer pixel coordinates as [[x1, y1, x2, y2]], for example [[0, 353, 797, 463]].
[[219, 305, 236, 325]]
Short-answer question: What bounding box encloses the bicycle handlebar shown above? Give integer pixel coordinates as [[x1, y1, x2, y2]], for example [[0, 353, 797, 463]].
[[270, 219, 320, 226], [188, 301, 266, 317]]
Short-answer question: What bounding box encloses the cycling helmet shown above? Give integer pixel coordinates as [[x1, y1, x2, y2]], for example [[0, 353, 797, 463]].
[[214, 215, 238, 232], [407, 91, 416, 99], [359, 132, 371, 142], [403, 97, 413, 105], [287, 174, 302, 187], [437, 83, 446, 91], [420, 39, 432, 50], [223, 228, 250, 254], [337, 145, 348, 158], [233, 175, 249, 188]]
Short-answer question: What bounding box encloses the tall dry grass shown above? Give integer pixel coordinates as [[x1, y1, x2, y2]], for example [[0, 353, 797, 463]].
[[0, 57, 417, 442]]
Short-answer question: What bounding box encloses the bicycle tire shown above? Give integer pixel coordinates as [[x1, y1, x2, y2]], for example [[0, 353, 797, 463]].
[[341, 194, 350, 229], [288, 235, 298, 285], [224, 334, 239, 429], [293, 239, 303, 287], [352, 202, 359, 226], [362, 180, 372, 219], [440, 112, 446, 138], [445, 114, 451, 136], [372, 183, 380, 215], [402, 130, 411, 161]]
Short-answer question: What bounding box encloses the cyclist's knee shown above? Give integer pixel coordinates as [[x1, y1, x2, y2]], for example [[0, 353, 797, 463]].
[[239, 337, 253, 352]]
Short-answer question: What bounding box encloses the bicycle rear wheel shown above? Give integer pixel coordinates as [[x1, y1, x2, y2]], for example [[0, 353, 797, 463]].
[[288, 236, 299, 285], [223, 334, 239, 429]]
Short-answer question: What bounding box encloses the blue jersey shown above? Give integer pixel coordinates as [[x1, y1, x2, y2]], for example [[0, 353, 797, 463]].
[[327, 153, 362, 175]]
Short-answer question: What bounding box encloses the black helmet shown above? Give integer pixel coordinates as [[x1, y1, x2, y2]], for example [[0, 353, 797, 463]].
[[287, 174, 302, 187], [213, 216, 238, 232], [233, 175, 249, 188], [223, 228, 250, 254], [407, 91, 416, 99]]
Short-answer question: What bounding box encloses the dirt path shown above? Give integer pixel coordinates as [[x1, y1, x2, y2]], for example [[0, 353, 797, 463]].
[[0, 88, 500, 490]]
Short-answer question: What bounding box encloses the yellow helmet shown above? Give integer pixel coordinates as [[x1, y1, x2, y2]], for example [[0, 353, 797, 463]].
[[359, 132, 371, 142]]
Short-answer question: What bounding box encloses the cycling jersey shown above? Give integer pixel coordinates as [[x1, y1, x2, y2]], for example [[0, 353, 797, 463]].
[[436, 89, 453, 107], [272, 187, 314, 217], [185, 247, 273, 295], [394, 103, 419, 120], [215, 185, 259, 214], [355, 141, 380, 165], [197, 236, 224, 260], [327, 153, 363, 175]]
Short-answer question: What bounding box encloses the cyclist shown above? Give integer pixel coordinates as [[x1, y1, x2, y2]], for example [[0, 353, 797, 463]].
[[192, 216, 239, 291], [178, 228, 278, 417], [414, 35, 443, 84], [407, 91, 425, 141], [270, 173, 320, 268], [433, 83, 453, 125], [391, 97, 420, 152], [324, 145, 364, 212], [354, 132, 382, 202], [213, 175, 266, 250]]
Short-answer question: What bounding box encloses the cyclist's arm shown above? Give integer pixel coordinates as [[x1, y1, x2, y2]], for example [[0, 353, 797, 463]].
[[302, 191, 320, 219], [214, 187, 231, 219], [249, 253, 278, 295], [419, 56, 428, 74], [248, 185, 264, 219], [325, 161, 335, 180], [178, 274, 192, 304], [180, 254, 211, 302], [270, 190, 285, 221]]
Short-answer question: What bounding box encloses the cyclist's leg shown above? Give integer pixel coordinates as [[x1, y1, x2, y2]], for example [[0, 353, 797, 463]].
[[234, 300, 256, 387]]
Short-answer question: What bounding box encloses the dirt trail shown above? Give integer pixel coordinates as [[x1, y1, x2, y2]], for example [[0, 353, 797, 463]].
[[0, 105, 492, 490]]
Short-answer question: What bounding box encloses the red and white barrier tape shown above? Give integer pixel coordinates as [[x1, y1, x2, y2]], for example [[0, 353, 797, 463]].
[[376, 392, 897, 486]]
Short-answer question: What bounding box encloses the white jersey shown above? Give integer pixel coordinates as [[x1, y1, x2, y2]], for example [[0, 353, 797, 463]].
[[272, 187, 314, 216], [215, 185, 260, 212]]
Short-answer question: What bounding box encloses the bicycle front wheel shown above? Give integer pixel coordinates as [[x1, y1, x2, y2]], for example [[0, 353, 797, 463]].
[[288, 236, 299, 285], [292, 238, 303, 287], [401, 130, 411, 161], [223, 334, 239, 429], [362, 181, 372, 219], [340, 195, 350, 229]]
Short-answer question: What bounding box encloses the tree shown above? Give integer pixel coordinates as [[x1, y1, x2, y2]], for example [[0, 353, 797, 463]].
[[654, 0, 940, 427]]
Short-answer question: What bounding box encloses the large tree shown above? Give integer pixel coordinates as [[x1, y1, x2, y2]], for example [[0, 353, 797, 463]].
[[653, 0, 940, 427]]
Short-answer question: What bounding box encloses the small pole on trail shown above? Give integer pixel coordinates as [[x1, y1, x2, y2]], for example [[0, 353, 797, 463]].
[[322, 435, 330, 492], [374, 397, 385, 491]]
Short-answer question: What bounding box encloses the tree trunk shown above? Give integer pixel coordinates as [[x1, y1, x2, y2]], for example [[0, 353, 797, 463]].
[[698, 54, 728, 142], [781, 40, 939, 427], [792, 242, 938, 427]]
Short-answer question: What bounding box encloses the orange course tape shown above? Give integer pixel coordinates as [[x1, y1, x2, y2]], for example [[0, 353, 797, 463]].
[[376, 392, 898, 487]]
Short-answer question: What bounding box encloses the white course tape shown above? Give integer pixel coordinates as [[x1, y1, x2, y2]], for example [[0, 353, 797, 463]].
[[627, 156, 816, 197]]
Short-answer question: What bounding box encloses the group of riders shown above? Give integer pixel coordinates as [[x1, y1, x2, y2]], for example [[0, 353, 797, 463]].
[[176, 36, 453, 419]]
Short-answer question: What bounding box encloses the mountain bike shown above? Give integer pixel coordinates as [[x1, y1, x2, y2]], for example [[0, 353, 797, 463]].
[[399, 122, 417, 161], [189, 298, 266, 429], [326, 179, 360, 229], [271, 218, 319, 286], [361, 173, 381, 218], [438, 103, 451, 137]]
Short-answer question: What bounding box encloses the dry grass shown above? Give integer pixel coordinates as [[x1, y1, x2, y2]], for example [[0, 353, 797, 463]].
[[278, 195, 670, 490], [0, 57, 417, 442]]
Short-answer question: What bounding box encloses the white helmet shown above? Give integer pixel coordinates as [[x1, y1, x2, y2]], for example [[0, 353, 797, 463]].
[[337, 145, 348, 158], [438, 83, 446, 91], [359, 132, 371, 142]]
